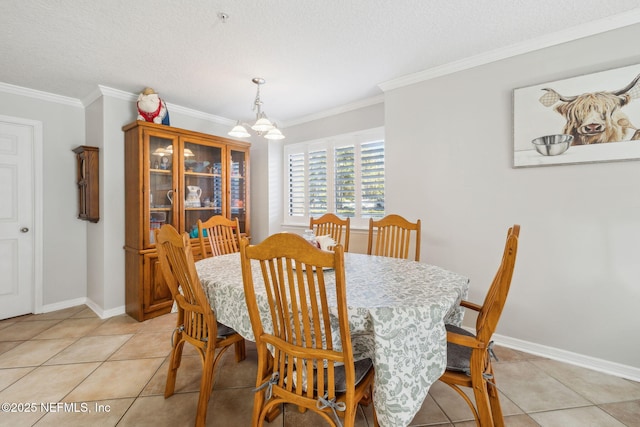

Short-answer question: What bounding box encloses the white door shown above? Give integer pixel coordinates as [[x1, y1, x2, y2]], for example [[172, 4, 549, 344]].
[[0, 119, 35, 319]]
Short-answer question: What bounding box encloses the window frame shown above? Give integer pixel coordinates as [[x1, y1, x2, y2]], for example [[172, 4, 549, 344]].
[[283, 127, 384, 229]]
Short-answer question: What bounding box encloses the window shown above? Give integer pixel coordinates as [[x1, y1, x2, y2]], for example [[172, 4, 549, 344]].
[[284, 127, 384, 227]]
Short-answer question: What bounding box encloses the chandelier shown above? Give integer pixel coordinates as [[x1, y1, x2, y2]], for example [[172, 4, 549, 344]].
[[228, 77, 285, 140]]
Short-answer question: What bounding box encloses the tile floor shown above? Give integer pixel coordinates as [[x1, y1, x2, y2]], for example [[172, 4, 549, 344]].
[[0, 305, 639, 427]]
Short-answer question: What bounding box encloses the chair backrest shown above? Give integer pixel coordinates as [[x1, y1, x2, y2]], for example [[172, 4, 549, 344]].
[[198, 215, 241, 258], [310, 213, 351, 252], [475, 224, 520, 345], [155, 224, 217, 340], [367, 214, 422, 261], [239, 233, 355, 403]]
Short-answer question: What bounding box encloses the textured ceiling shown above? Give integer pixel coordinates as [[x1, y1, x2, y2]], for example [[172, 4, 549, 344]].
[[2, 0, 640, 127]]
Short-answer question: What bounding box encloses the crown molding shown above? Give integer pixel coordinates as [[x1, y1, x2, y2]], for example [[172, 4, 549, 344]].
[[379, 9, 640, 92], [1, 82, 234, 126], [82, 85, 136, 106], [282, 94, 384, 128], [166, 102, 235, 126], [0, 82, 83, 108], [92, 85, 233, 125]]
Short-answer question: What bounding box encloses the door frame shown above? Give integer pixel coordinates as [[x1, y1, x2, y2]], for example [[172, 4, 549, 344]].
[[0, 114, 43, 315]]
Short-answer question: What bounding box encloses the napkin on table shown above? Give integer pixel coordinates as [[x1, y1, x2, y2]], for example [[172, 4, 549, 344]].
[[316, 235, 337, 251]]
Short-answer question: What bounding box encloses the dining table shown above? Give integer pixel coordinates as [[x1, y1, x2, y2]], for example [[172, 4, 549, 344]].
[[196, 251, 470, 427]]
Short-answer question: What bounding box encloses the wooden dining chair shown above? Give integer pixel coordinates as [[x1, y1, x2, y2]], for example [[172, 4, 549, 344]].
[[367, 214, 421, 261], [439, 224, 520, 427], [310, 213, 351, 252], [155, 224, 246, 427], [197, 215, 241, 258], [239, 233, 377, 427]]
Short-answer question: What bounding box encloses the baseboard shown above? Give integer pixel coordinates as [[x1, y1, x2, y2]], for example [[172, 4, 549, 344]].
[[84, 299, 126, 319], [40, 297, 88, 314], [493, 332, 640, 382], [41, 297, 125, 320]]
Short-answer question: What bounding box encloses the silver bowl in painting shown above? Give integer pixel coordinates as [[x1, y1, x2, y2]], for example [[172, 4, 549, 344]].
[[531, 134, 573, 156]]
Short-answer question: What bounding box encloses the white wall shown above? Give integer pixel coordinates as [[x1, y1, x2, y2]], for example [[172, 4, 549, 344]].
[[246, 136, 279, 244], [84, 97, 106, 312], [0, 90, 86, 309], [383, 24, 640, 371], [284, 102, 385, 143]]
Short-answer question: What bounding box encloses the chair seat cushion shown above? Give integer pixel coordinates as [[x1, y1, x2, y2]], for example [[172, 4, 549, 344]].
[[445, 324, 475, 374], [216, 321, 238, 338], [315, 358, 373, 393]]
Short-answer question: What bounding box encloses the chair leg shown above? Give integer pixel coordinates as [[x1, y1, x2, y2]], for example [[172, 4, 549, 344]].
[[235, 338, 246, 362], [264, 405, 281, 423], [195, 345, 217, 427], [359, 382, 373, 406], [372, 400, 379, 427], [367, 382, 379, 427], [487, 378, 504, 427], [343, 403, 361, 427], [253, 354, 272, 427], [442, 381, 480, 423], [164, 338, 185, 398], [253, 391, 266, 427], [471, 381, 494, 427]]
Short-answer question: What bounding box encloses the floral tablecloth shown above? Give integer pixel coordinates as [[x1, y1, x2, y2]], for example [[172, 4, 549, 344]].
[[196, 252, 469, 427]]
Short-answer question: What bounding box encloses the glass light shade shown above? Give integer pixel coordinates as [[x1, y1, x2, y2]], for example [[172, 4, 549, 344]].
[[228, 124, 251, 138], [264, 127, 285, 140], [161, 145, 194, 156], [251, 117, 274, 132], [152, 147, 168, 156]]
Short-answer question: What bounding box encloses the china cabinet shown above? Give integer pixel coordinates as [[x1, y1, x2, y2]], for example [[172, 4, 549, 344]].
[[72, 145, 99, 223], [123, 121, 250, 321]]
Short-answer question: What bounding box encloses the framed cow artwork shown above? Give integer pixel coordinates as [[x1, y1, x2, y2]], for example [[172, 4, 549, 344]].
[[513, 63, 640, 167]]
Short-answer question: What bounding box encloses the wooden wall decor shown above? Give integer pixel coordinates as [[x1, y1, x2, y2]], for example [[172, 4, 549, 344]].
[[72, 145, 100, 223]]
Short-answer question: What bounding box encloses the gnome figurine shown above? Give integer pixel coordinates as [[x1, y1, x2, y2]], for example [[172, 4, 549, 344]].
[[137, 87, 170, 125]]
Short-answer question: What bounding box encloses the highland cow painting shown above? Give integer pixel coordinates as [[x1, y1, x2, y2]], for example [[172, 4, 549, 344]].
[[514, 64, 640, 167]]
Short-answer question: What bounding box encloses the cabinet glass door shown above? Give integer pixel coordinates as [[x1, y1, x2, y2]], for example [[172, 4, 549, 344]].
[[148, 135, 176, 246], [229, 148, 248, 234], [182, 140, 224, 238]]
